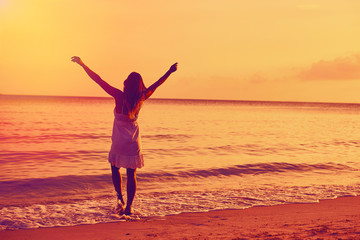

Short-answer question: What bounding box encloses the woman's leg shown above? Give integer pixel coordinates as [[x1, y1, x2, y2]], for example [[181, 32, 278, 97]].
[[111, 165, 125, 205], [125, 168, 137, 215]]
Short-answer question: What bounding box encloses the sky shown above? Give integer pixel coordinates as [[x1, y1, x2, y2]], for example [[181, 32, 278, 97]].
[[1, 0, 360, 103]]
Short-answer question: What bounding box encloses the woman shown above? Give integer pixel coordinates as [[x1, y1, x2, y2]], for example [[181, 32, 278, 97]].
[[71, 56, 178, 215]]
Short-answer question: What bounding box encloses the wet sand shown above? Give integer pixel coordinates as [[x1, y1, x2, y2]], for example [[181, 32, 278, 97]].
[[1, 196, 359, 239]]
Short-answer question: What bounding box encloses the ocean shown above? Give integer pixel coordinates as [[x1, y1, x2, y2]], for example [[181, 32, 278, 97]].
[[1, 95, 359, 230]]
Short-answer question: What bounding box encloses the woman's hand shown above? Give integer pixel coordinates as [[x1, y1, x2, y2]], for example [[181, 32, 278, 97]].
[[169, 62, 178, 73], [71, 56, 84, 66]]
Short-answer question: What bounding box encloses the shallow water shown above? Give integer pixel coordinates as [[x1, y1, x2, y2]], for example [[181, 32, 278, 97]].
[[0, 95, 359, 230]]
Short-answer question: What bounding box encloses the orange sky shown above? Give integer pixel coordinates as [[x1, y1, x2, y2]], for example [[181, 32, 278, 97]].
[[1, 0, 360, 102]]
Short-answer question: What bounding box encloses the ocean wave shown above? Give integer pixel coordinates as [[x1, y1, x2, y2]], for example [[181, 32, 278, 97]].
[[0, 133, 110, 144], [205, 140, 360, 157], [142, 134, 193, 141], [206, 144, 307, 156], [0, 161, 356, 208], [1, 184, 359, 230], [139, 162, 357, 180], [0, 150, 108, 163]]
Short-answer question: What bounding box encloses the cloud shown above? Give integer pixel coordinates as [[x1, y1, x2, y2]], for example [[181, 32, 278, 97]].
[[299, 54, 360, 81]]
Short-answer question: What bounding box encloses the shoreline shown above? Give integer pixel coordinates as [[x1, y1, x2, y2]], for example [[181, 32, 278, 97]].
[[1, 196, 359, 239]]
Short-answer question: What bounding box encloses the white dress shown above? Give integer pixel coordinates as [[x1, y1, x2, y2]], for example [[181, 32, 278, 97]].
[[108, 109, 144, 169]]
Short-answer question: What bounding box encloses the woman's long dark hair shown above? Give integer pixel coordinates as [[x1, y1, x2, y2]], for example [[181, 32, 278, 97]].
[[123, 72, 146, 118]]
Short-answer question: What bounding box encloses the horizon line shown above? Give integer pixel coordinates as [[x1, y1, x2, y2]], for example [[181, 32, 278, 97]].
[[1, 93, 360, 106]]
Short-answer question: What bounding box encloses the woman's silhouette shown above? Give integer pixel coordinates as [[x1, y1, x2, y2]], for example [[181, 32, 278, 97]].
[[71, 56, 178, 215]]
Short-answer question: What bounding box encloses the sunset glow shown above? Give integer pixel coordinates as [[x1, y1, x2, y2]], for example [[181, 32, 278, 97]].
[[1, 1, 360, 234], [1, 0, 360, 102]]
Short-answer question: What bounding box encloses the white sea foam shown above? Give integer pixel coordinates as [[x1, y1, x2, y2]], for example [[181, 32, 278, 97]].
[[1, 183, 359, 230]]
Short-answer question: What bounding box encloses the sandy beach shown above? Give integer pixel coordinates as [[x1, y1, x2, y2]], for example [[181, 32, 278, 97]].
[[1, 196, 359, 240]]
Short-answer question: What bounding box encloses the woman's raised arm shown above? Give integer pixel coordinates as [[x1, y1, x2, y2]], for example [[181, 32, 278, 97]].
[[71, 56, 122, 97], [144, 62, 178, 100]]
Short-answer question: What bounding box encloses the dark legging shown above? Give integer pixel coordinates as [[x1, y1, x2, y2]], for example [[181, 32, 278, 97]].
[[111, 165, 137, 214]]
